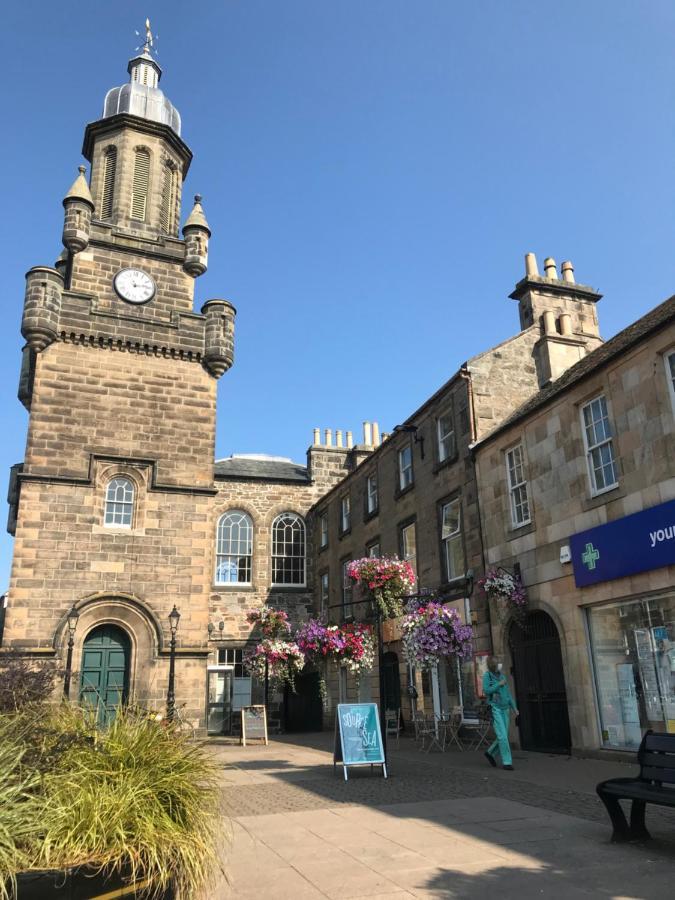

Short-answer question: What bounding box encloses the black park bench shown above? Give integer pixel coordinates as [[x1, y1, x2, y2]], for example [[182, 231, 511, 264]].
[[596, 730, 675, 842]]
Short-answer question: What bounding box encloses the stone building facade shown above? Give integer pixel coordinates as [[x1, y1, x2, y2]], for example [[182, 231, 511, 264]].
[[475, 290, 675, 755]]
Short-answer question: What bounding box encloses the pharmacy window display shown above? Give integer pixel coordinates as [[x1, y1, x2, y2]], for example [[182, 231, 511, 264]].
[[588, 595, 675, 750]]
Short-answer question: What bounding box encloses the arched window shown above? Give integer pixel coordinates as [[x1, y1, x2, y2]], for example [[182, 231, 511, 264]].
[[271, 513, 305, 586], [160, 163, 177, 234], [216, 511, 253, 584], [131, 149, 150, 221], [104, 477, 134, 527], [100, 147, 117, 219]]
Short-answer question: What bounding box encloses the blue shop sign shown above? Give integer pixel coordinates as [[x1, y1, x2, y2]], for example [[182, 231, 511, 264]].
[[570, 498, 675, 588]]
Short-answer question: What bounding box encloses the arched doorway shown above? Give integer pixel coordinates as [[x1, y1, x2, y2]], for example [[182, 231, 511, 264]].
[[509, 611, 571, 753], [79, 624, 130, 725], [382, 651, 401, 713]]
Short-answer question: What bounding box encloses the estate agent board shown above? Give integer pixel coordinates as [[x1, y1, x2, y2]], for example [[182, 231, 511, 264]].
[[334, 703, 387, 781]]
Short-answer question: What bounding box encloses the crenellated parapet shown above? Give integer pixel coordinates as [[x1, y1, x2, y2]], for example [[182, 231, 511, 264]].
[[22, 266, 63, 351], [201, 299, 235, 378]]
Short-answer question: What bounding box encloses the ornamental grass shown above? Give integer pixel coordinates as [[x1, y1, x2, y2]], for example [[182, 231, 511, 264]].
[[0, 703, 222, 899]]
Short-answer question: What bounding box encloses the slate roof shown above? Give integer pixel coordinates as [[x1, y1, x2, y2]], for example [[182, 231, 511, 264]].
[[477, 293, 675, 447], [214, 457, 310, 483]]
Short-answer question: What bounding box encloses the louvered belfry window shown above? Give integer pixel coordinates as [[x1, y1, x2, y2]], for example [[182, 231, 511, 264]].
[[131, 149, 151, 221], [100, 147, 117, 219], [160, 164, 176, 233]]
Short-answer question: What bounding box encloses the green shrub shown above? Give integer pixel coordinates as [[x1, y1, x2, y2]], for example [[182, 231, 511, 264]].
[[0, 704, 223, 899], [0, 738, 39, 900]]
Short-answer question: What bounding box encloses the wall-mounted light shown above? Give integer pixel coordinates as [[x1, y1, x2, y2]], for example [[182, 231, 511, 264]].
[[393, 424, 425, 459]]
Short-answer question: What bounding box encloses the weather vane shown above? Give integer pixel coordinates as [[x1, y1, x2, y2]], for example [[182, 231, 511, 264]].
[[135, 17, 159, 56]]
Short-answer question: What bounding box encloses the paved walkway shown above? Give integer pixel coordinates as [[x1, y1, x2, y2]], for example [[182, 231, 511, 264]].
[[205, 733, 675, 899]]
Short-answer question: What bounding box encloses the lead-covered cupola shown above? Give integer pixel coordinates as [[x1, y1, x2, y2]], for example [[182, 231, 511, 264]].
[[82, 20, 192, 237], [101, 23, 181, 136]]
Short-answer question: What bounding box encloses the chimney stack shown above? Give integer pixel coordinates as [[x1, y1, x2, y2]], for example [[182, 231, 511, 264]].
[[336, 429, 343, 448]]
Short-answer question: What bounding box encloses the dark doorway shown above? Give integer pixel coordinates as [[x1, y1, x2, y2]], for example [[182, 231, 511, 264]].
[[284, 670, 323, 732], [509, 611, 571, 753], [79, 624, 130, 726], [382, 651, 401, 713]]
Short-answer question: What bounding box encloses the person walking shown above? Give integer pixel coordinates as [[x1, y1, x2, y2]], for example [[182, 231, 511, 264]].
[[482, 656, 518, 770]]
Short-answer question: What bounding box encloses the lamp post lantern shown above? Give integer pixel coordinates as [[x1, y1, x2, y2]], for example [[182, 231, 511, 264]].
[[166, 605, 180, 722], [63, 603, 80, 699]]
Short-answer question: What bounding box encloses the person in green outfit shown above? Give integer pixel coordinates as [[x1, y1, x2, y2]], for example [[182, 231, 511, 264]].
[[482, 656, 518, 770]]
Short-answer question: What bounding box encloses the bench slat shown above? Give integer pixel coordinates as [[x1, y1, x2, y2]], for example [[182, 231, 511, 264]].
[[641, 765, 675, 784], [643, 734, 675, 753], [641, 751, 675, 769]]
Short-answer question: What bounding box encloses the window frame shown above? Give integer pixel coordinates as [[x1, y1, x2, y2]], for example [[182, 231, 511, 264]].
[[580, 394, 619, 497], [399, 519, 417, 583], [215, 510, 253, 586], [436, 406, 457, 464], [103, 476, 135, 528], [439, 497, 465, 585], [271, 512, 306, 587], [319, 511, 329, 550], [366, 539, 381, 559], [319, 571, 329, 616], [665, 349, 675, 416], [341, 558, 353, 620], [505, 442, 531, 529], [339, 494, 351, 535], [365, 471, 379, 517], [398, 443, 414, 492]]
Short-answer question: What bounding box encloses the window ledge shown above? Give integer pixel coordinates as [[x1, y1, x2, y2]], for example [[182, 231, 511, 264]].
[[507, 520, 536, 539], [363, 507, 379, 524], [269, 585, 309, 593], [581, 483, 625, 512], [394, 483, 415, 501], [212, 584, 257, 592], [433, 454, 459, 475], [338, 527, 352, 540], [319, 543, 329, 553], [94, 524, 145, 536]]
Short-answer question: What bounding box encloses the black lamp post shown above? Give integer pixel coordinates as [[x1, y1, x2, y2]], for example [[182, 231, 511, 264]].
[[166, 605, 180, 722], [63, 603, 80, 699]]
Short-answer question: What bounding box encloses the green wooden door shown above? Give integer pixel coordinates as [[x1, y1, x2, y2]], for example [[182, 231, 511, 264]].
[[79, 625, 130, 725]]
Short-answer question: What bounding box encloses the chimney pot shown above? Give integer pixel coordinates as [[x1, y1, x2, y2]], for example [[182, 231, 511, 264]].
[[336, 429, 343, 448], [372, 422, 380, 446], [525, 252, 539, 277], [325, 428, 333, 448], [559, 313, 573, 335], [363, 421, 373, 446], [543, 257, 558, 280], [542, 310, 556, 335], [313, 427, 321, 447], [346, 430, 353, 449], [561, 260, 575, 284]]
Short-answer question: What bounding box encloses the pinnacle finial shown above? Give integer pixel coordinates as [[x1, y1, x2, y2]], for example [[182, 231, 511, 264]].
[[144, 18, 154, 54], [194, 194, 202, 204]]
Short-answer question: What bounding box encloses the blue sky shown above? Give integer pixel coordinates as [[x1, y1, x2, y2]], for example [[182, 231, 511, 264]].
[[1, 1, 675, 586]]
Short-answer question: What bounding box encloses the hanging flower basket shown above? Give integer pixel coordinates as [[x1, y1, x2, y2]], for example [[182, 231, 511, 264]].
[[244, 638, 305, 691], [478, 568, 528, 624], [294, 619, 346, 705], [401, 597, 473, 670], [347, 556, 416, 618], [338, 623, 376, 683], [246, 606, 291, 638]]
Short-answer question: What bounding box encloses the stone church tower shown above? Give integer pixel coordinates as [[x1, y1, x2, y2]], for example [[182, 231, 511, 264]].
[[4, 33, 234, 722]]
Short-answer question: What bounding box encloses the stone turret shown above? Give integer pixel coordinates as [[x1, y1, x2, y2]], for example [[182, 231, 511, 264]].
[[22, 266, 63, 351], [62, 166, 94, 253], [183, 195, 210, 277], [201, 299, 235, 377]]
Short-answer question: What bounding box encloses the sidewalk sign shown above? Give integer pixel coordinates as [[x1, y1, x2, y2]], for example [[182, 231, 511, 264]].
[[333, 703, 387, 781], [241, 705, 268, 746]]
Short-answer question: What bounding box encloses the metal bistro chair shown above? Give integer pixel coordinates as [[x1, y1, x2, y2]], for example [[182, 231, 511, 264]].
[[416, 715, 438, 751], [443, 706, 464, 752], [462, 703, 492, 751], [385, 708, 401, 745]]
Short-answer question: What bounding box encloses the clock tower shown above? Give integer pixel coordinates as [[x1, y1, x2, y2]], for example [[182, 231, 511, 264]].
[[5, 27, 234, 726]]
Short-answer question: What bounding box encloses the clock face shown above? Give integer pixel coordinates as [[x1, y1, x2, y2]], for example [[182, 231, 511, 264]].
[[113, 268, 156, 305]]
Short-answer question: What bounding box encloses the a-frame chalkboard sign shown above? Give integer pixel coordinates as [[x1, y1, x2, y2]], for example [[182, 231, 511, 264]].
[[241, 705, 268, 746], [333, 703, 387, 781]]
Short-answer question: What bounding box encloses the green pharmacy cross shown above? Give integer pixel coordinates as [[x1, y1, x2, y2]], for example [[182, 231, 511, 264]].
[[582, 542, 600, 571]]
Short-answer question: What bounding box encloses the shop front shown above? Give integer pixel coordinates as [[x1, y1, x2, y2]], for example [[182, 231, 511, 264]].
[[571, 498, 675, 752]]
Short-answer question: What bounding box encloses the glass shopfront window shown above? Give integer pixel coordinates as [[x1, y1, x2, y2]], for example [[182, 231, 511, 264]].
[[588, 595, 675, 750]]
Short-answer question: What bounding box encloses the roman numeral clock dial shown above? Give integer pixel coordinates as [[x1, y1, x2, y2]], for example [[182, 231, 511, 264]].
[[113, 268, 156, 304]]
